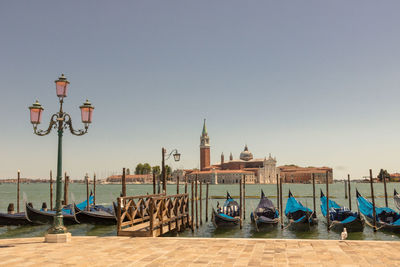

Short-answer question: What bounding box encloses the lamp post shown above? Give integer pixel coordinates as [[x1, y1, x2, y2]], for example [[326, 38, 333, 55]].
[[161, 148, 181, 193], [29, 74, 94, 239]]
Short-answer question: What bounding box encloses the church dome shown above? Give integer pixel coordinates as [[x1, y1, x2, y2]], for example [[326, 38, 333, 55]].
[[240, 145, 253, 161]]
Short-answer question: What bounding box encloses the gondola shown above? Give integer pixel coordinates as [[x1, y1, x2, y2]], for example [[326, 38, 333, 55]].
[[250, 190, 279, 229], [357, 190, 400, 232], [24, 196, 93, 226], [320, 190, 364, 232], [211, 192, 240, 228], [285, 190, 317, 230], [74, 203, 116, 225], [394, 189, 400, 211], [25, 202, 79, 225], [0, 211, 34, 226]]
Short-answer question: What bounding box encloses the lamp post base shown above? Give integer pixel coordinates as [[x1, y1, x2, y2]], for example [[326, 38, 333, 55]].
[[45, 232, 71, 243], [47, 213, 67, 234]]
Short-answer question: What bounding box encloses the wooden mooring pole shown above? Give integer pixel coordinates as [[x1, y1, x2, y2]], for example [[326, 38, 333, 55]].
[[64, 173, 69, 206], [276, 174, 280, 211], [191, 180, 194, 231], [152, 172, 156, 194], [157, 176, 161, 194], [184, 175, 188, 194], [122, 168, 126, 197], [195, 175, 198, 229], [326, 171, 330, 231], [86, 174, 90, 211], [93, 173, 96, 206], [312, 173, 316, 215], [206, 182, 209, 222], [240, 178, 243, 229], [370, 169, 377, 232], [200, 181, 202, 225], [344, 180, 348, 199], [348, 174, 352, 210], [243, 175, 246, 220], [17, 170, 20, 213], [177, 175, 180, 194], [50, 170, 53, 210], [383, 172, 388, 207], [280, 177, 283, 229]]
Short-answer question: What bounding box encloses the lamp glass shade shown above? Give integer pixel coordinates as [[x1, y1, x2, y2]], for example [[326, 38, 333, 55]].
[[29, 101, 44, 124], [55, 74, 70, 98], [80, 100, 94, 124], [173, 152, 181, 162]]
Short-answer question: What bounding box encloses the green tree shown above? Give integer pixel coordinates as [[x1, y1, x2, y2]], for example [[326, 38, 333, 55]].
[[135, 163, 143, 175], [135, 163, 152, 174], [166, 165, 172, 177], [152, 166, 161, 175], [142, 163, 151, 174], [377, 169, 390, 182]]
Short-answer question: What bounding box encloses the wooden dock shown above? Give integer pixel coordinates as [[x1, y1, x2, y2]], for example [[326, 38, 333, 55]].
[[117, 193, 191, 237]]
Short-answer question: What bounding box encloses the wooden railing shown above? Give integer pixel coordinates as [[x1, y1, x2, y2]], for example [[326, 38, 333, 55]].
[[117, 193, 190, 237], [150, 194, 190, 236]]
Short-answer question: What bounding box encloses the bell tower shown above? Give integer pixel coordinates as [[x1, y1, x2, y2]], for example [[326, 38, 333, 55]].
[[200, 119, 210, 171]]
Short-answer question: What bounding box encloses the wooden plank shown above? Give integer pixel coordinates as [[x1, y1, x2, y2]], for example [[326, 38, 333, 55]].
[[118, 230, 152, 237], [119, 193, 165, 202], [121, 221, 150, 232]]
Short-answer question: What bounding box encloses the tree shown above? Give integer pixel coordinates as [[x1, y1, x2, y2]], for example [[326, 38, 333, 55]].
[[135, 163, 152, 174], [377, 169, 390, 182], [135, 163, 143, 175], [142, 163, 151, 174], [126, 168, 130, 175], [166, 165, 172, 177], [152, 166, 160, 175]]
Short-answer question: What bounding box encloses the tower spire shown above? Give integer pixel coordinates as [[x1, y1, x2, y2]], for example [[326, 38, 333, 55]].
[[202, 119, 207, 136]]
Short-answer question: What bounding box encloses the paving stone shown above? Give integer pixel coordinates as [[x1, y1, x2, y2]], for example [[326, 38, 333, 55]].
[[0, 237, 399, 266]]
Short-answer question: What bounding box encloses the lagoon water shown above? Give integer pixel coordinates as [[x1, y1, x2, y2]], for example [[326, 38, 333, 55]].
[[0, 182, 399, 241]]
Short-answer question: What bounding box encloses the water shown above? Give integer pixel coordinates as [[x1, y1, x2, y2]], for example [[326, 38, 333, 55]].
[[0, 182, 399, 241]]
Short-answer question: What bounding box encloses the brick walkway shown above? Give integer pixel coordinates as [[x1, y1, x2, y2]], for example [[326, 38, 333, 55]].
[[0, 236, 399, 266]]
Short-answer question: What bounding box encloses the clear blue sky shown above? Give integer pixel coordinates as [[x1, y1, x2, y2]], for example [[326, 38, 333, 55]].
[[1, 1, 400, 180]]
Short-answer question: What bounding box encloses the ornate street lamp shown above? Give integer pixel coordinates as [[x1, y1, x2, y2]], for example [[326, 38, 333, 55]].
[[161, 148, 181, 193], [29, 74, 94, 240]]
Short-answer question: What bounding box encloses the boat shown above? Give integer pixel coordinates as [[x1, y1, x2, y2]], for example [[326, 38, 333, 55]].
[[357, 190, 400, 232], [320, 190, 364, 232], [211, 192, 240, 227], [250, 190, 279, 229], [25, 202, 79, 225], [74, 203, 116, 225], [285, 190, 317, 230], [0, 211, 34, 226], [24, 196, 93, 225], [394, 189, 400, 211]]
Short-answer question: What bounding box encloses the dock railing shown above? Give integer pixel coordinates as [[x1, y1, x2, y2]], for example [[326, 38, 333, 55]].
[[117, 193, 190, 237]]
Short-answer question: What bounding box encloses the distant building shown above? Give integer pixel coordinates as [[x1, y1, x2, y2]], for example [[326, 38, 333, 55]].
[[279, 165, 333, 184], [187, 169, 256, 184], [186, 120, 279, 184], [106, 174, 153, 184], [390, 173, 400, 182]]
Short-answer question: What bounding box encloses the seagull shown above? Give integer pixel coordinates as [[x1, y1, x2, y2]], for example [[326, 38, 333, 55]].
[[341, 227, 348, 240]]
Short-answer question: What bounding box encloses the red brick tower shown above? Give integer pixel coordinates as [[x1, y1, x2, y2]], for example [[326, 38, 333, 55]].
[[200, 119, 210, 171]]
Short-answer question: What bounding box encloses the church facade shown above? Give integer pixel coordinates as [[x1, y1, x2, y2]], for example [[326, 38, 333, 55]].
[[187, 120, 279, 184]]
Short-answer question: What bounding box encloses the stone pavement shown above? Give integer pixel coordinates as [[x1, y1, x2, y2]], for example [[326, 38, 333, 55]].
[[0, 236, 399, 266]]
